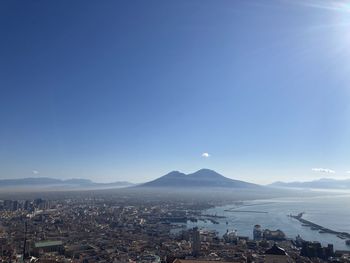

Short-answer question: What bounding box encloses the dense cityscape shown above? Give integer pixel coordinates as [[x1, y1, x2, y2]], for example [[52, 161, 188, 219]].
[[0, 189, 349, 263]]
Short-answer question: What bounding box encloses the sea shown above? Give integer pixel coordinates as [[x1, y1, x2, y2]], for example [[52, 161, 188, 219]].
[[182, 192, 350, 251]]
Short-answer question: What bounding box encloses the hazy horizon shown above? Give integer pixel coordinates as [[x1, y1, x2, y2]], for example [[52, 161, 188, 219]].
[[1, 168, 350, 186], [2, 0, 350, 184]]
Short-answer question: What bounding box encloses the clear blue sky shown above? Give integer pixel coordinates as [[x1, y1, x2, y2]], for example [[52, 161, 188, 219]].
[[1, 0, 350, 184]]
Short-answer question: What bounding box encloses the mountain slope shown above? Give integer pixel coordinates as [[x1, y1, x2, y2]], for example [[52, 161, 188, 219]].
[[139, 169, 260, 188]]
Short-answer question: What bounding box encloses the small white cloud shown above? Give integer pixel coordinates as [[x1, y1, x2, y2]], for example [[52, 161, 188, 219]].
[[201, 152, 210, 158], [32, 170, 39, 175], [311, 168, 335, 174]]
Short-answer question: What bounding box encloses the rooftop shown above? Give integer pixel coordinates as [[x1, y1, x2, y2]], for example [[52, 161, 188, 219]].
[[265, 244, 287, 256], [34, 240, 63, 248]]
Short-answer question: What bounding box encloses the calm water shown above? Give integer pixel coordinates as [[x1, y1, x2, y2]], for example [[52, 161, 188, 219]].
[[185, 193, 350, 251]]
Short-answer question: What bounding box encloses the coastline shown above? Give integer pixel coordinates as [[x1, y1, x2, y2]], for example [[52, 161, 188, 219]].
[[182, 194, 350, 251]]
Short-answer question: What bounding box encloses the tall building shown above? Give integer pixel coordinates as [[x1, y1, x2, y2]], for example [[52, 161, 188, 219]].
[[3, 200, 13, 211], [253, 224, 262, 240], [12, 200, 18, 211], [192, 227, 200, 256], [24, 200, 30, 211]]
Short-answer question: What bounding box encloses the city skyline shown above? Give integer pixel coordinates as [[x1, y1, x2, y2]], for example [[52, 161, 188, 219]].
[[1, 0, 350, 184]]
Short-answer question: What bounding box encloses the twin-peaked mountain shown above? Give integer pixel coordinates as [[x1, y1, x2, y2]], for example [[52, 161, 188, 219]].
[[0, 169, 260, 191], [139, 169, 260, 188]]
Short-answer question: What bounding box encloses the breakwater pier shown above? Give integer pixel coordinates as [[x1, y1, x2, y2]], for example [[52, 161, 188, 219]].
[[290, 212, 350, 239]]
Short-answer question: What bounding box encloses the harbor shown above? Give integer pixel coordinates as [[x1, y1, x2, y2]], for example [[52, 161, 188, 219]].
[[190, 196, 350, 251]]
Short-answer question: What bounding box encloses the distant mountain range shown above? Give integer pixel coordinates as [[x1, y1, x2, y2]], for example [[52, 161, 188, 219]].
[[139, 169, 260, 188], [6, 173, 349, 192], [270, 178, 350, 189], [0, 177, 134, 190]]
